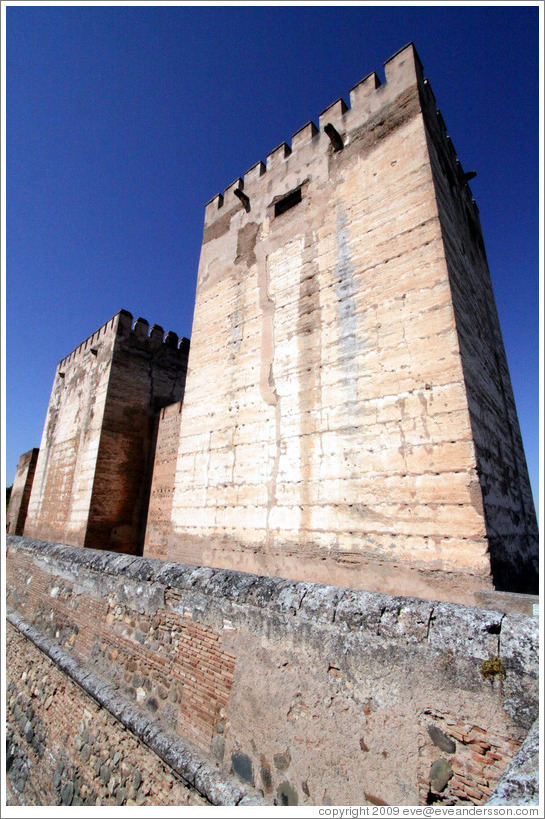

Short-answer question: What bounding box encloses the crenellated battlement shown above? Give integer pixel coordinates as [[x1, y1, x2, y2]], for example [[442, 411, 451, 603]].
[[57, 311, 121, 370], [204, 42, 426, 224], [422, 80, 480, 219], [118, 311, 190, 354], [57, 309, 189, 370], [204, 42, 478, 227]]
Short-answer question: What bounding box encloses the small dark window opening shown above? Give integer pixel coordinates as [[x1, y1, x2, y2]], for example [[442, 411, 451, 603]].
[[275, 187, 302, 217]]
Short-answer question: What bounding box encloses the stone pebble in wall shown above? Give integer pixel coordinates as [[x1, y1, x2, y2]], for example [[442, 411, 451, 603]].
[[418, 711, 520, 805], [53, 726, 147, 806], [230, 746, 300, 806], [231, 751, 254, 786], [6, 677, 51, 803], [430, 758, 453, 793], [91, 600, 235, 752], [428, 724, 456, 754]]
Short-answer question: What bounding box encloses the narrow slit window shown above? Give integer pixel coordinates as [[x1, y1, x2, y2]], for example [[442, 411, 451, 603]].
[[275, 187, 302, 217]]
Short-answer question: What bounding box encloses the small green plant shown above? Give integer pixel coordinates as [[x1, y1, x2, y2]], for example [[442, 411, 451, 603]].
[[481, 656, 506, 680]]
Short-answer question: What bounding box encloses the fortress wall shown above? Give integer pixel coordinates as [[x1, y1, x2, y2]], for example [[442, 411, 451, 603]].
[[163, 44, 497, 602], [6, 448, 40, 535], [23, 310, 189, 555], [418, 83, 538, 593], [7, 536, 538, 807], [144, 401, 185, 559], [24, 315, 120, 547]]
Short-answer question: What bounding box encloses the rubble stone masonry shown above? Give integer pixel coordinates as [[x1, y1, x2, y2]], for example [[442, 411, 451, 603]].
[[6, 536, 538, 806], [6, 624, 209, 807]]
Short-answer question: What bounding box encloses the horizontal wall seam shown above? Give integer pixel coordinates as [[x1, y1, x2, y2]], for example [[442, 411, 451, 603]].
[[6, 609, 264, 807]]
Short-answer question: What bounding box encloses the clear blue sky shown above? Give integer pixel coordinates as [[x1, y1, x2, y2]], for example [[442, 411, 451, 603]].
[[5, 3, 540, 515]]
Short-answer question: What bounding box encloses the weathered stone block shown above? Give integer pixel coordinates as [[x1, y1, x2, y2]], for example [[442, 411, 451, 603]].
[[430, 758, 453, 792]]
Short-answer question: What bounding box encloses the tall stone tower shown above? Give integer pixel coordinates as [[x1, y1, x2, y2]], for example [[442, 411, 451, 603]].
[[24, 310, 189, 554], [146, 43, 537, 603]]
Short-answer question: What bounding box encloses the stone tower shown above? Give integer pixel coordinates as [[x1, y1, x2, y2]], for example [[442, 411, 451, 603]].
[[24, 310, 189, 554], [145, 43, 537, 603]]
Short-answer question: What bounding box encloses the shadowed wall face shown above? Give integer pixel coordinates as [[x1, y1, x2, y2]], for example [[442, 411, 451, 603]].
[[418, 86, 539, 593], [158, 43, 537, 599], [6, 448, 40, 535]]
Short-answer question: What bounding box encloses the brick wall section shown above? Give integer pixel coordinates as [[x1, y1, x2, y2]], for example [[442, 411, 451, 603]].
[[6, 536, 538, 807], [417, 710, 522, 804], [6, 623, 208, 807], [144, 401, 184, 559], [161, 42, 537, 602], [94, 603, 234, 750], [6, 448, 39, 535], [486, 718, 539, 805], [6, 542, 234, 754], [23, 310, 189, 555]]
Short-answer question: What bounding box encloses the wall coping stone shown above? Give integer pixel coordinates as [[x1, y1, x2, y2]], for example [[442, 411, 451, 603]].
[[7, 536, 538, 673]]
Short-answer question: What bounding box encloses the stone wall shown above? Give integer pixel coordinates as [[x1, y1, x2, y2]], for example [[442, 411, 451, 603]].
[[6, 623, 209, 807], [157, 42, 537, 602], [6, 448, 39, 535], [23, 311, 189, 555], [24, 314, 119, 547], [143, 401, 184, 559], [7, 535, 538, 807]]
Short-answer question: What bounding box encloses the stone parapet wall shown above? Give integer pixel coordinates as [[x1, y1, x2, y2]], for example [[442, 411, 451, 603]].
[[6, 535, 538, 806]]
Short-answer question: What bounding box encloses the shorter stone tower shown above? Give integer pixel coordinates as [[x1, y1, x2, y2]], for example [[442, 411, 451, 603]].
[[24, 310, 189, 554]]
